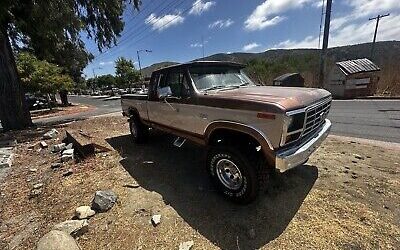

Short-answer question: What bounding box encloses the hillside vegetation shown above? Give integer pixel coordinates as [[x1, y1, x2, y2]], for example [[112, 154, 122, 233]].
[[143, 41, 400, 96]]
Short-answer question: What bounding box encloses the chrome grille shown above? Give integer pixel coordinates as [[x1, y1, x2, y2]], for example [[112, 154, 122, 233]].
[[302, 99, 331, 138]]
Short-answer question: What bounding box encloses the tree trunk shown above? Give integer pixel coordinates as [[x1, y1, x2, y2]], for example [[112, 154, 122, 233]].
[[59, 90, 69, 106], [0, 27, 32, 131]]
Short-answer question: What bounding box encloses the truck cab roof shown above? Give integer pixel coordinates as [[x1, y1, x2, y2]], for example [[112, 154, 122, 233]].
[[152, 61, 245, 74]]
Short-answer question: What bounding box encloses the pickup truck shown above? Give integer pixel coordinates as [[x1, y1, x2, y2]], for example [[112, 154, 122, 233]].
[[121, 61, 332, 203]]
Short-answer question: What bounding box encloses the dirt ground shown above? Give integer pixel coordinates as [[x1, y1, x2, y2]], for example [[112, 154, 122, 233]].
[[0, 116, 399, 250], [30, 104, 94, 120]]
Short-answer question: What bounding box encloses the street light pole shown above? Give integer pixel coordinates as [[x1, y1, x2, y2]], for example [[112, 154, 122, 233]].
[[136, 49, 152, 79], [136, 50, 142, 77]]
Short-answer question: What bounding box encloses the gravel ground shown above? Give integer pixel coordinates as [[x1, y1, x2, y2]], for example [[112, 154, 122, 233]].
[[0, 116, 399, 250]]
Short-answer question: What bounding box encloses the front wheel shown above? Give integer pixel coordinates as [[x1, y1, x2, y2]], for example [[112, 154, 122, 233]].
[[129, 116, 149, 143], [207, 146, 260, 204]]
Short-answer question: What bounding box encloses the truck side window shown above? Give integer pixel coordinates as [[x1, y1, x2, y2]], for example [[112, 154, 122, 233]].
[[160, 72, 190, 97], [158, 73, 167, 88]]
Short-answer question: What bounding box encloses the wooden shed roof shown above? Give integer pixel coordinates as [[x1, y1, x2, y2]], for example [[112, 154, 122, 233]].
[[336, 58, 380, 75]]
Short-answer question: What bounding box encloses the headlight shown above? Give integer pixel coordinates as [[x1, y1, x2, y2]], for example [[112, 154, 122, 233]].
[[280, 111, 305, 146]]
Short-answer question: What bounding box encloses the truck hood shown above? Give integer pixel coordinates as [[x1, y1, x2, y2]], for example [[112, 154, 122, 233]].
[[209, 86, 331, 110]]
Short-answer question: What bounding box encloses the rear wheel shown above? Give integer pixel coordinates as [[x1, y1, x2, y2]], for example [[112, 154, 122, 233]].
[[207, 146, 260, 204], [129, 116, 149, 143]]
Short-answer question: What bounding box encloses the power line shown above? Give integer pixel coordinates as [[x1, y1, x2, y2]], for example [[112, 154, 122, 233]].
[[94, 0, 193, 62], [127, 0, 197, 46], [93, 0, 180, 59], [93, 0, 190, 62], [121, 0, 187, 46]]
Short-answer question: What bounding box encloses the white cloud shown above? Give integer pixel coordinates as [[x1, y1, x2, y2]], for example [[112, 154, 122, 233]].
[[190, 39, 209, 48], [331, 0, 399, 32], [344, 0, 398, 18], [99, 61, 113, 66], [209, 19, 234, 29], [311, 1, 324, 8], [272, 36, 318, 49], [244, 0, 313, 31], [190, 43, 203, 48], [189, 0, 216, 15], [145, 13, 184, 31], [242, 42, 261, 52], [271, 15, 400, 49]]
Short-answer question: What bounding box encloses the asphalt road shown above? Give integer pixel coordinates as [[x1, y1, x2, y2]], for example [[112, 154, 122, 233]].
[[36, 96, 400, 143], [33, 95, 122, 126], [329, 100, 400, 143]]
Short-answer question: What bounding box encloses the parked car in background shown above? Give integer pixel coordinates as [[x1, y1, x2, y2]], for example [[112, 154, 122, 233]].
[[25, 94, 50, 110]]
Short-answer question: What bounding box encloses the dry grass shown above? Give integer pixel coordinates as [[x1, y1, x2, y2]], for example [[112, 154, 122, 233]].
[[30, 104, 94, 120], [0, 116, 399, 249]]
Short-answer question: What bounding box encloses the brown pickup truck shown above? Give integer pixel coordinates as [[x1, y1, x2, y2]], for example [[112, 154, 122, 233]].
[[121, 61, 332, 203]]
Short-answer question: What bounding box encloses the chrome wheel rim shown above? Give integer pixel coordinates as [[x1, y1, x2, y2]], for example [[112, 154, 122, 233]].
[[216, 159, 243, 190]]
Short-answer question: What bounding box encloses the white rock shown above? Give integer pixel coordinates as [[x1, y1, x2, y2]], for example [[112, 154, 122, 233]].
[[29, 189, 42, 198], [179, 241, 194, 250], [353, 154, 365, 160], [62, 169, 73, 176], [63, 149, 74, 156], [75, 206, 96, 219], [37, 230, 80, 250], [151, 214, 161, 226], [40, 141, 48, 148], [53, 219, 88, 236], [29, 168, 38, 172], [65, 143, 73, 150], [51, 143, 66, 153], [33, 183, 43, 189], [42, 129, 59, 140], [61, 154, 74, 162]]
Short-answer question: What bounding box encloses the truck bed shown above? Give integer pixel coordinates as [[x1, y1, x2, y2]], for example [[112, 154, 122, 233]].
[[121, 94, 148, 120], [121, 94, 147, 100]]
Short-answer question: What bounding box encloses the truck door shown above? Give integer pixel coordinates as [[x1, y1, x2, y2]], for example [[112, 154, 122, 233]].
[[147, 70, 197, 133]]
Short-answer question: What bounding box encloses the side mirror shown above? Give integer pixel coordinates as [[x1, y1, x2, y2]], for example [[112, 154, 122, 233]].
[[158, 86, 172, 99]]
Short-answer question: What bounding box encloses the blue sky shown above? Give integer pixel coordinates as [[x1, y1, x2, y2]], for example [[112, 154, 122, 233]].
[[83, 0, 400, 78]]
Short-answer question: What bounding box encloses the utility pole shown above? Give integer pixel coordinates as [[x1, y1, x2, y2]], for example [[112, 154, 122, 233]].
[[318, 0, 332, 87], [369, 13, 390, 58]]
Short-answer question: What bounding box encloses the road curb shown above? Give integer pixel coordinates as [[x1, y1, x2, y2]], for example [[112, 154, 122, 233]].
[[355, 96, 400, 100], [328, 135, 400, 151]]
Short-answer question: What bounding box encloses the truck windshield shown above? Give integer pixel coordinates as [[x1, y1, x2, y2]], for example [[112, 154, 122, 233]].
[[189, 66, 255, 91]]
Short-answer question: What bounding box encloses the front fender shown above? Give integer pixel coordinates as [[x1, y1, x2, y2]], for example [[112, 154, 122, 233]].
[[204, 121, 276, 167]]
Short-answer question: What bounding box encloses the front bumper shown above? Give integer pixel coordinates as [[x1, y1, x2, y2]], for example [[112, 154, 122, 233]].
[[275, 119, 332, 172]]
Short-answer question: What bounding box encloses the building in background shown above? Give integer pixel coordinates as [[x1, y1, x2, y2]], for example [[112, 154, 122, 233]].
[[325, 58, 380, 98]]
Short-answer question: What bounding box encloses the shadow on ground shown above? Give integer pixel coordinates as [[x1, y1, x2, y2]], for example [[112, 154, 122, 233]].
[[107, 133, 318, 250]]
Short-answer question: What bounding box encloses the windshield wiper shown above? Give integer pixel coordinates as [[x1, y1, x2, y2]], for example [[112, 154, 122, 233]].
[[203, 85, 230, 92]]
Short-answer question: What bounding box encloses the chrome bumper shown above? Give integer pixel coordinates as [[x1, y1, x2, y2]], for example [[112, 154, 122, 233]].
[[275, 119, 331, 172]]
